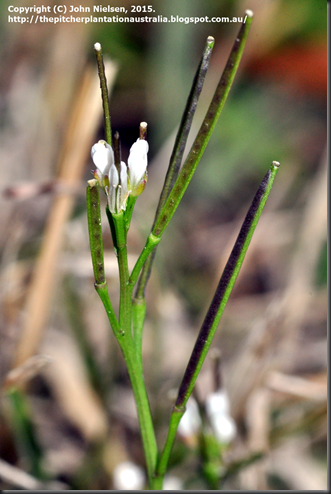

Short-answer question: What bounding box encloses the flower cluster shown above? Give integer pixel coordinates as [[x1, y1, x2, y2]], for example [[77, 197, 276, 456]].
[[91, 124, 149, 214]]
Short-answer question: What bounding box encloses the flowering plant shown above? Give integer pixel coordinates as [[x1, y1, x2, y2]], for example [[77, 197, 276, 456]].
[[87, 12, 279, 489]]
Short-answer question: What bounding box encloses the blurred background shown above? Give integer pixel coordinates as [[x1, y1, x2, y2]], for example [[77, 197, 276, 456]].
[[0, 0, 327, 490]]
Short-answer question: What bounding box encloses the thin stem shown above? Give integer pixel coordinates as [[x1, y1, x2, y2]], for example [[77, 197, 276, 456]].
[[110, 209, 157, 484], [151, 407, 185, 490], [111, 211, 131, 334], [153, 161, 280, 487], [94, 43, 112, 146], [134, 36, 215, 300], [95, 281, 122, 337], [153, 11, 253, 239], [132, 297, 146, 367], [86, 183, 121, 337], [129, 233, 161, 287], [116, 338, 157, 481]]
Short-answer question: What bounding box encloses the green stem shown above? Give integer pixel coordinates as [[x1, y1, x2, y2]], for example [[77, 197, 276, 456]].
[[129, 233, 161, 288], [111, 211, 131, 334], [95, 278, 157, 486], [132, 297, 146, 369], [94, 43, 112, 146], [152, 406, 185, 490], [86, 183, 121, 337], [153, 12, 253, 239], [119, 341, 158, 485], [108, 209, 158, 485], [153, 161, 280, 488], [95, 281, 122, 337]]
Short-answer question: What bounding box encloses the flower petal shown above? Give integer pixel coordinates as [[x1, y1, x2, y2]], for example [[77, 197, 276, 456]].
[[108, 163, 118, 213], [128, 138, 149, 190], [91, 140, 114, 176]]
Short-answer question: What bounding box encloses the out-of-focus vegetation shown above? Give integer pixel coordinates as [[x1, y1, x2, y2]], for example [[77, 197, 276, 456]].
[[0, 0, 326, 490]]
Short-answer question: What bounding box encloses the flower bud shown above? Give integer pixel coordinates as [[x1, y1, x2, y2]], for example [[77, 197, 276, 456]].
[[128, 138, 149, 196], [91, 140, 114, 185]]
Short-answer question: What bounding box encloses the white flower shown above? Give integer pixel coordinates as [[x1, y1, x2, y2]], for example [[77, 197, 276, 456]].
[[108, 161, 128, 214], [177, 390, 236, 446], [91, 140, 114, 182], [205, 389, 231, 417], [128, 138, 149, 196], [91, 140, 128, 213], [91, 133, 148, 212], [211, 413, 237, 444], [178, 398, 201, 438], [112, 461, 145, 490], [206, 390, 237, 444]]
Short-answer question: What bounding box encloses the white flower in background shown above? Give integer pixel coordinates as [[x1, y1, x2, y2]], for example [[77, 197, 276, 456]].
[[205, 390, 237, 444], [178, 390, 237, 446], [211, 413, 237, 444], [112, 461, 145, 490], [205, 389, 231, 417], [163, 474, 184, 490], [178, 397, 201, 438], [128, 137, 149, 196], [91, 140, 114, 184]]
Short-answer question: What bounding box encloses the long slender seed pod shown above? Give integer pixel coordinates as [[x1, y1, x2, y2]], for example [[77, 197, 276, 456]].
[[152, 161, 280, 489]]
